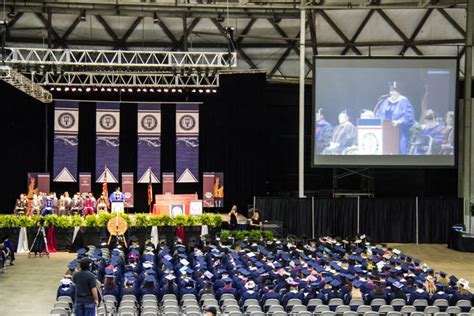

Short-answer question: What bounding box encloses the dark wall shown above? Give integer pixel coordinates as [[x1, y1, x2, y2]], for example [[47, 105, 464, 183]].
[[0, 73, 459, 214]]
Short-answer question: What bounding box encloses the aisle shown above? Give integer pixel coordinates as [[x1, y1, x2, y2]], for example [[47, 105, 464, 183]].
[[0, 252, 75, 316]]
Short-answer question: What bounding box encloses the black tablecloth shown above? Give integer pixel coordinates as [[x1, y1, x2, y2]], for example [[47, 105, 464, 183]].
[[448, 228, 474, 252]]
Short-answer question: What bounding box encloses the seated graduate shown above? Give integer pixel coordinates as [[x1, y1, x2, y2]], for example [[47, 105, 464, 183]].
[[281, 278, 304, 307], [102, 274, 120, 301], [321, 110, 357, 155], [216, 277, 237, 301], [120, 276, 139, 298], [139, 275, 160, 300], [412, 113, 444, 155], [430, 282, 449, 306], [450, 279, 473, 306], [56, 275, 76, 301], [239, 280, 259, 306], [389, 281, 407, 303], [365, 281, 389, 304], [260, 282, 281, 306], [407, 280, 429, 305], [14, 193, 28, 216], [441, 111, 455, 155]]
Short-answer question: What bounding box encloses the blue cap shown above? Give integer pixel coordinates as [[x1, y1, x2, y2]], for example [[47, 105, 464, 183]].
[[77, 248, 87, 256], [239, 268, 251, 277], [223, 277, 232, 284], [353, 280, 363, 288], [145, 275, 155, 283], [330, 279, 341, 287], [393, 281, 404, 289], [68, 261, 78, 270], [449, 275, 458, 284]]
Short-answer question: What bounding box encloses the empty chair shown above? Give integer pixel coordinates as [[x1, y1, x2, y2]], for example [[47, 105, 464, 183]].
[[141, 301, 158, 308], [264, 298, 281, 309], [342, 312, 358, 316], [183, 312, 202, 316], [363, 312, 380, 316], [203, 298, 219, 306], [118, 307, 137, 316], [296, 312, 312, 316], [445, 306, 462, 314], [291, 305, 307, 313], [409, 312, 425, 316], [433, 313, 449, 316], [142, 306, 159, 313], [121, 294, 137, 302], [458, 313, 472, 316], [243, 298, 259, 307], [163, 293, 177, 300], [315, 305, 330, 313], [270, 312, 288, 316], [320, 312, 336, 316], [142, 294, 157, 301], [378, 305, 394, 313], [200, 293, 216, 301], [335, 305, 351, 313], [53, 302, 71, 310], [413, 299, 429, 312], [307, 298, 324, 312], [227, 312, 243, 316], [57, 296, 73, 304], [424, 305, 440, 314], [400, 305, 416, 314], [356, 305, 372, 313], [141, 312, 158, 316], [433, 299, 449, 312], [223, 305, 241, 312], [348, 298, 364, 311], [390, 298, 406, 311], [182, 299, 199, 307], [386, 312, 402, 316], [163, 300, 179, 307], [219, 293, 235, 302], [163, 305, 179, 313], [456, 300, 473, 312], [50, 308, 69, 316], [268, 305, 285, 313], [246, 312, 264, 316], [371, 298, 387, 311], [120, 301, 136, 309], [328, 298, 343, 311]]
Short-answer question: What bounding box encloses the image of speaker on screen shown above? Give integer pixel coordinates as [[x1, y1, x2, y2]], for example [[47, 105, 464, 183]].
[[315, 108, 333, 154], [321, 110, 357, 155], [374, 81, 416, 154]]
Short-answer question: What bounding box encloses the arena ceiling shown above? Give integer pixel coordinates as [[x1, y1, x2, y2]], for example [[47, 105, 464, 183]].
[[0, 0, 469, 82]]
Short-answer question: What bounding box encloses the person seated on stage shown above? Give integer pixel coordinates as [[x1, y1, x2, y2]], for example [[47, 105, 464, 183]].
[[450, 280, 473, 306], [315, 108, 333, 154], [58, 195, 67, 216], [41, 194, 54, 216], [83, 196, 95, 217], [31, 194, 42, 216], [63, 191, 72, 215], [249, 211, 262, 231], [51, 192, 59, 214], [57, 275, 76, 301], [441, 111, 455, 155], [96, 194, 108, 213], [228, 205, 239, 231], [70, 193, 83, 215], [321, 110, 357, 155], [88, 192, 96, 208], [412, 113, 444, 155], [109, 187, 125, 213], [14, 193, 28, 216]]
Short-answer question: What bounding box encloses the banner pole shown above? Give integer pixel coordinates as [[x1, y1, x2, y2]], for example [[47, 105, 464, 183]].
[[416, 196, 419, 244]]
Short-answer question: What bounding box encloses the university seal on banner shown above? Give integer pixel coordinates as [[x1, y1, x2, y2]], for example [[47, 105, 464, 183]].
[[100, 114, 117, 130], [179, 115, 196, 131], [141, 115, 158, 131], [58, 112, 75, 129], [361, 132, 379, 154]]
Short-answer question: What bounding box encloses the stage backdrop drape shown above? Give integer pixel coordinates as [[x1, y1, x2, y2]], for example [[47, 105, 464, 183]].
[[137, 103, 161, 184], [96, 103, 120, 183], [256, 197, 462, 243], [176, 104, 199, 183], [53, 101, 79, 182]]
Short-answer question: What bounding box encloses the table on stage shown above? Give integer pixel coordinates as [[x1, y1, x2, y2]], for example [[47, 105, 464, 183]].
[[152, 193, 199, 216]]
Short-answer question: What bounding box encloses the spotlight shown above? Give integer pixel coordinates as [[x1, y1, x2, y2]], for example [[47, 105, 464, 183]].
[[56, 87, 62, 91], [205, 88, 211, 93], [149, 88, 154, 92], [100, 87, 105, 92], [137, 88, 141, 92], [128, 88, 133, 92], [7, 7, 16, 18], [64, 87, 70, 92], [212, 89, 217, 93], [198, 89, 203, 93], [171, 88, 176, 93], [153, 12, 160, 24], [72, 87, 77, 92], [163, 88, 169, 93], [49, 87, 55, 91], [177, 89, 182, 93], [157, 88, 162, 92], [106, 88, 112, 92], [113, 88, 118, 92], [143, 88, 147, 92], [191, 89, 196, 93], [121, 88, 125, 92], [86, 87, 91, 92], [78, 88, 83, 92], [80, 10, 87, 22]]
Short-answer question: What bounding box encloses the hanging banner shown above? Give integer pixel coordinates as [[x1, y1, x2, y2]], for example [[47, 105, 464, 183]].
[[163, 173, 175, 194], [176, 104, 199, 183], [79, 173, 92, 194], [202, 172, 224, 208], [122, 173, 134, 208], [53, 101, 79, 182], [96, 103, 120, 183], [137, 104, 161, 184], [27, 173, 39, 199], [37, 173, 51, 195]]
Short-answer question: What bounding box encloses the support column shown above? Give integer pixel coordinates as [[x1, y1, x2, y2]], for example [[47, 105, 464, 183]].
[[462, 1, 474, 232], [298, 5, 306, 198]]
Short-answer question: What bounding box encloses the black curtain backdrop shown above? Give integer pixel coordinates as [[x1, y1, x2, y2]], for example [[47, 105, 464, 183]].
[[256, 197, 462, 243]]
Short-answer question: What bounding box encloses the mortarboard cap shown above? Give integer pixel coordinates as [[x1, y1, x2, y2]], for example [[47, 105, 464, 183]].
[[353, 280, 363, 288], [449, 275, 458, 284], [330, 279, 342, 287], [393, 281, 404, 289]]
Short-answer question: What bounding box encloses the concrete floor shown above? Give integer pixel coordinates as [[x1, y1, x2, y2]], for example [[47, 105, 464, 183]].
[[0, 245, 473, 315], [0, 252, 75, 316]]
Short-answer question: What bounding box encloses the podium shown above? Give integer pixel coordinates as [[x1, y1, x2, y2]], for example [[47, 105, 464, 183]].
[[152, 193, 199, 216], [357, 118, 399, 155]]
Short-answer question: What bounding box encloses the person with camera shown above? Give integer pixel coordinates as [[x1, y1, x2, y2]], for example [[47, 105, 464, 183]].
[[73, 258, 99, 316]]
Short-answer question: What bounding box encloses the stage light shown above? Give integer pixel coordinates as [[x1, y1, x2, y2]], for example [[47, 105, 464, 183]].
[[143, 88, 147, 92], [7, 7, 16, 18], [56, 87, 62, 91], [78, 87, 83, 92], [128, 88, 133, 92], [50, 87, 55, 91], [137, 88, 141, 92], [157, 88, 162, 92], [163, 88, 169, 93], [86, 87, 91, 92], [80, 10, 87, 22], [212, 89, 217, 93], [113, 88, 118, 92], [149, 88, 154, 92], [72, 87, 77, 92], [100, 87, 105, 92], [106, 88, 112, 92], [121, 88, 125, 92], [198, 89, 203, 93], [171, 88, 176, 93], [191, 89, 196, 93], [64, 87, 70, 92], [205, 88, 211, 93], [177, 89, 182, 93], [93, 87, 98, 92], [153, 12, 160, 24]]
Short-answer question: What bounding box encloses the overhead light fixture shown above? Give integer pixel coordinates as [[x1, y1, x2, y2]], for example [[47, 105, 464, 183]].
[[149, 88, 154, 92], [56, 87, 62, 91], [127, 88, 133, 92], [157, 88, 162, 93], [106, 87, 112, 92], [212, 89, 217, 93], [191, 89, 196, 93], [78, 87, 83, 92], [64, 87, 70, 92], [205, 89, 211, 93], [163, 88, 169, 93], [142, 88, 147, 92], [171, 88, 176, 93], [86, 87, 91, 92], [80, 10, 87, 22], [7, 7, 16, 18], [121, 88, 125, 92], [153, 12, 160, 24], [198, 89, 203, 93]]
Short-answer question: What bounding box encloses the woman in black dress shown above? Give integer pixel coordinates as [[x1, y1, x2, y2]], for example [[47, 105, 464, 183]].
[[228, 205, 238, 230], [249, 211, 262, 230]]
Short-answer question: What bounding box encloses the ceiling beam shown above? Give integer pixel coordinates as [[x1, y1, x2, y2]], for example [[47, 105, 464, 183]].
[[95, 15, 122, 49], [400, 9, 433, 55], [154, 17, 179, 47], [317, 10, 362, 55], [35, 12, 65, 48], [270, 32, 300, 76], [341, 9, 375, 55], [235, 18, 257, 46], [437, 8, 466, 38], [173, 18, 201, 51], [118, 17, 144, 49], [308, 11, 318, 56], [53, 11, 84, 49]]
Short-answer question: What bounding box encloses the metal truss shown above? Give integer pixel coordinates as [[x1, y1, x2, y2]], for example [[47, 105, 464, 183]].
[[0, 66, 53, 103], [31, 71, 219, 88], [3, 48, 237, 69]]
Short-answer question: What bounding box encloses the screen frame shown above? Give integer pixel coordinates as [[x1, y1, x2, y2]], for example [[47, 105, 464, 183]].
[[311, 55, 459, 168]]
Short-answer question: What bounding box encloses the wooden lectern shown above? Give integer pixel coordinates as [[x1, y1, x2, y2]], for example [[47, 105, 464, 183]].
[[357, 119, 399, 155]]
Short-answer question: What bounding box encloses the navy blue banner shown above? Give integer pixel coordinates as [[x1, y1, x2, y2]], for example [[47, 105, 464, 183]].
[[137, 104, 161, 183], [53, 101, 79, 182], [176, 104, 199, 183], [96, 103, 120, 183]]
